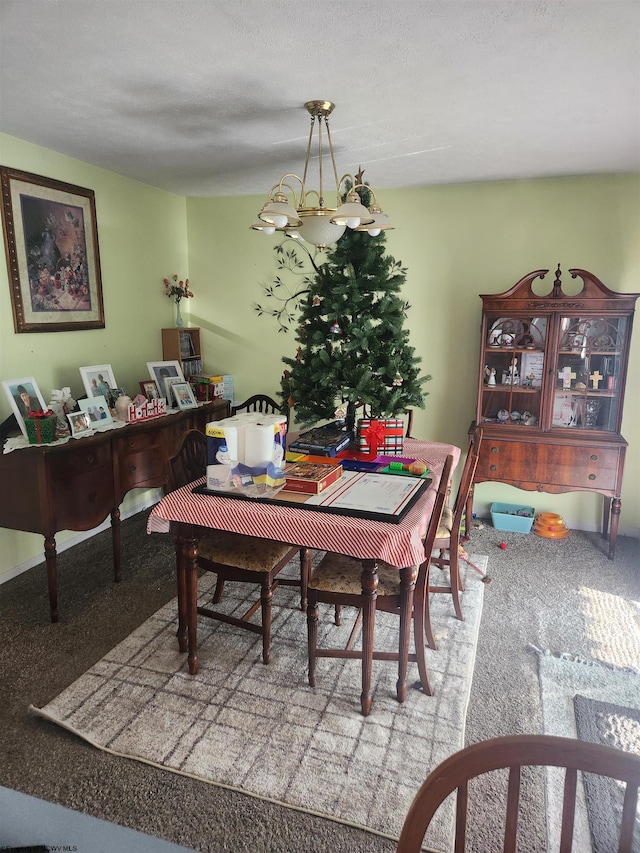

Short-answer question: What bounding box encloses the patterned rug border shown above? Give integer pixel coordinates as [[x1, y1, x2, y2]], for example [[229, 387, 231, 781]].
[[29, 556, 488, 852]]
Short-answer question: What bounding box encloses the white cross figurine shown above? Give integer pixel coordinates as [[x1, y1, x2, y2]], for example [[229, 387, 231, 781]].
[[590, 369, 603, 389], [559, 366, 576, 390]]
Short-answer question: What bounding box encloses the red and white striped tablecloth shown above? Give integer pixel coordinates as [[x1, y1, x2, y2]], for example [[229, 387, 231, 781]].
[[147, 439, 461, 568]]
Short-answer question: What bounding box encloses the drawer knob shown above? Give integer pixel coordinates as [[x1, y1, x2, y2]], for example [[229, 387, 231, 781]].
[[490, 464, 497, 472], [88, 492, 97, 502], [590, 454, 598, 461], [491, 447, 498, 453], [589, 474, 596, 481], [87, 455, 95, 464], [129, 465, 136, 473]]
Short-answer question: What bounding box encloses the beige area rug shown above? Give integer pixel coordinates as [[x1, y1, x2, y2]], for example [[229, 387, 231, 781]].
[[532, 585, 640, 852], [30, 555, 487, 853]]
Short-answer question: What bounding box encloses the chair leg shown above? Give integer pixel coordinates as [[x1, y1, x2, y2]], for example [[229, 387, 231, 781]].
[[413, 565, 434, 696], [335, 604, 342, 625], [397, 566, 416, 703], [307, 596, 319, 687], [449, 546, 464, 621], [299, 547, 310, 611], [260, 581, 274, 665], [211, 577, 225, 604]]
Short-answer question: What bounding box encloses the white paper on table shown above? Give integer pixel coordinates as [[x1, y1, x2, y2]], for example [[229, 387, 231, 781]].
[[305, 471, 426, 518]]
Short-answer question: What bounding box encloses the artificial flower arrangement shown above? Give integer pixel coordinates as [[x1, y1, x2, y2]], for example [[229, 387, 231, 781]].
[[163, 274, 193, 303]]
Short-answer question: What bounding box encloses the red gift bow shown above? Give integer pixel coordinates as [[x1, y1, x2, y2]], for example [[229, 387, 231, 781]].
[[364, 419, 387, 459], [27, 409, 55, 418]]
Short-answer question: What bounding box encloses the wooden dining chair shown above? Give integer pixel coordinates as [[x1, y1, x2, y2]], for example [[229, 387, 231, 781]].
[[168, 430, 310, 664], [231, 393, 281, 417], [306, 454, 454, 715], [428, 429, 483, 627], [396, 734, 640, 853]]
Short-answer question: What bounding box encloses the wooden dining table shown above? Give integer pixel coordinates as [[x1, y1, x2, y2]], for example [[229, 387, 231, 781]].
[[147, 437, 461, 714]]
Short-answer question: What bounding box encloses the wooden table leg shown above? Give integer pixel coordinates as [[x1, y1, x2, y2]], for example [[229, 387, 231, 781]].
[[44, 535, 58, 623], [360, 559, 378, 717], [177, 530, 200, 675], [397, 565, 417, 703], [174, 536, 187, 653], [111, 507, 121, 582]]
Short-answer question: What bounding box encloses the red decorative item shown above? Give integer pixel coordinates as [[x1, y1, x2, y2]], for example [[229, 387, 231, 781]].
[[24, 409, 57, 444], [500, 542, 507, 550], [358, 417, 405, 457]]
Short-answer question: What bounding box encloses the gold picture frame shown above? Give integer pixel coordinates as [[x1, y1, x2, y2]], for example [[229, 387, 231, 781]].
[[0, 166, 105, 333]]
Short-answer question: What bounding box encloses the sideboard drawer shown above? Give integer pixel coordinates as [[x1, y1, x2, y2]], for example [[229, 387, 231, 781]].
[[477, 439, 621, 492], [113, 430, 167, 490]]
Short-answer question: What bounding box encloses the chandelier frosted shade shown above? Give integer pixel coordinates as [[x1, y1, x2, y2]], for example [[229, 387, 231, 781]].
[[296, 212, 346, 246], [251, 101, 393, 248], [354, 206, 393, 236], [258, 194, 301, 229], [330, 192, 374, 229]]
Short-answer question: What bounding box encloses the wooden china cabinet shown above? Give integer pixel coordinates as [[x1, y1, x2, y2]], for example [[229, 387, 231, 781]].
[[470, 265, 638, 558]]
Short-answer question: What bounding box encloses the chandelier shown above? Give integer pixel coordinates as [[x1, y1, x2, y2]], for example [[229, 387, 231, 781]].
[[250, 100, 394, 249]]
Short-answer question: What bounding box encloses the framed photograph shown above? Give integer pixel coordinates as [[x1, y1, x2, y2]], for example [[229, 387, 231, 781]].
[[78, 394, 113, 427], [171, 382, 198, 410], [146, 360, 185, 402], [2, 376, 48, 438], [164, 377, 185, 408], [79, 364, 117, 407], [139, 380, 159, 401], [67, 410, 93, 437], [0, 167, 104, 333]]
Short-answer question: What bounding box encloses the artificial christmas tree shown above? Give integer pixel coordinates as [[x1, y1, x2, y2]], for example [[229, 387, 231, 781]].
[[278, 207, 430, 429]]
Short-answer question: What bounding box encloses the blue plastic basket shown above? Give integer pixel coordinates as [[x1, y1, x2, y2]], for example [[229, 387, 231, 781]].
[[490, 502, 535, 533]]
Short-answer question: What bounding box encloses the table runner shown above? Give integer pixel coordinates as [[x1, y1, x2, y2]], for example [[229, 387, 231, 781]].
[[147, 439, 460, 567]]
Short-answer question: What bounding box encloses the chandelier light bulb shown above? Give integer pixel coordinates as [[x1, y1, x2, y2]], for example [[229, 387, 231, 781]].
[[345, 217, 360, 229], [262, 225, 276, 235], [368, 228, 381, 236], [270, 214, 287, 229]]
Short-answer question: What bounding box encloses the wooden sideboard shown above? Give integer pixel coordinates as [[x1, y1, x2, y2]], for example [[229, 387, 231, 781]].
[[0, 398, 229, 621]]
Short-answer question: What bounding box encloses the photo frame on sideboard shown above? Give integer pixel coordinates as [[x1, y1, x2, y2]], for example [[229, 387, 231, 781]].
[[79, 365, 117, 407], [146, 360, 185, 402], [67, 410, 93, 438], [1, 376, 48, 438], [0, 167, 105, 333], [171, 381, 198, 410], [78, 395, 113, 427]]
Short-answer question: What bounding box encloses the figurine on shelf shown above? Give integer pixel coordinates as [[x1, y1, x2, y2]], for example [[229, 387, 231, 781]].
[[507, 356, 519, 385], [484, 365, 497, 386]]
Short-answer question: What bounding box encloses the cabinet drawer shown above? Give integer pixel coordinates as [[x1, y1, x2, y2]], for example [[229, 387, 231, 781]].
[[113, 430, 167, 489], [478, 440, 621, 492], [50, 442, 112, 478], [53, 464, 115, 530]]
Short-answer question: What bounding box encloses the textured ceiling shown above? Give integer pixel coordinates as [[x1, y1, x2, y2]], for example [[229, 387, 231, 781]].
[[1, 1, 639, 197]]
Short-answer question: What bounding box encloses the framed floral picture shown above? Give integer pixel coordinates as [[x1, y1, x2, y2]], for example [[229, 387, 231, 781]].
[[79, 364, 117, 408], [0, 167, 105, 333], [146, 360, 185, 402], [1, 376, 48, 438]]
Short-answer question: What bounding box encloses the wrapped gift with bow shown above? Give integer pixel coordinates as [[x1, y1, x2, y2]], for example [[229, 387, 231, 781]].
[[25, 408, 58, 444], [358, 417, 405, 457]]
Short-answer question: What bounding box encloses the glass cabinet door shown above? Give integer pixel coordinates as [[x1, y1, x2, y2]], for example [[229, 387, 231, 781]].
[[553, 315, 628, 432], [480, 316, 547, 427]]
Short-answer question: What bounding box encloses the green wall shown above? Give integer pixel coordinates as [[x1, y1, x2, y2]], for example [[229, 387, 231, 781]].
[[1, 130, 638, 585]]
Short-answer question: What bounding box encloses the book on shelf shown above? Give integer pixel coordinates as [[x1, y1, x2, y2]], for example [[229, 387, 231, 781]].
[[287, 422, 354, 457], [282, 461, 343, 494]]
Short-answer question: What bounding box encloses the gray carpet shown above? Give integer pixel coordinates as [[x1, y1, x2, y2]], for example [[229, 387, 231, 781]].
[[0, 512, 638, 852], [574, 696, 640, 853]]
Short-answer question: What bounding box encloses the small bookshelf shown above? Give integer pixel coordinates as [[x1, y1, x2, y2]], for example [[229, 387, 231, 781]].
[[161, 328, 203, 377]]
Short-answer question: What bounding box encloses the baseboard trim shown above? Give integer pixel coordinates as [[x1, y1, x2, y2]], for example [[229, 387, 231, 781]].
[[0, 491, 162, 586]]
